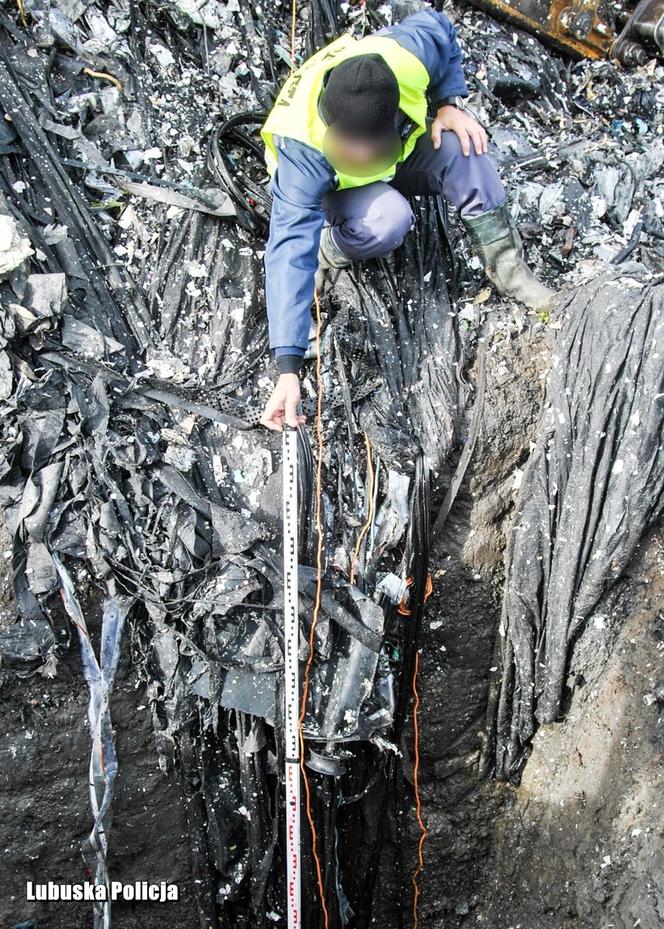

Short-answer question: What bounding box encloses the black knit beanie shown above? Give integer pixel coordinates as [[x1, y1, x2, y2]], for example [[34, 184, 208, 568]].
[[319, 54, 400, 141]]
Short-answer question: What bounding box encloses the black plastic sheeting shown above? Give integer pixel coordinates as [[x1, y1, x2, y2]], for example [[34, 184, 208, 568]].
[[488, 263, 664, 781], [0, 2, 465, 927]]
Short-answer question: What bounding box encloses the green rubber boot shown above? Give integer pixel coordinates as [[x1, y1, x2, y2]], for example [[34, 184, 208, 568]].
[[462, 202, 555, 312]]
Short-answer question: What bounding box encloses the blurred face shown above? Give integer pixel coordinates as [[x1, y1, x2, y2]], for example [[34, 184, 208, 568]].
[[322, 127, 401, 177]]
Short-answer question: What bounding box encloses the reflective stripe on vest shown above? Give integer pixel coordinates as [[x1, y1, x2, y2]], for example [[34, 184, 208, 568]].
[[261, 34, 430, 190]]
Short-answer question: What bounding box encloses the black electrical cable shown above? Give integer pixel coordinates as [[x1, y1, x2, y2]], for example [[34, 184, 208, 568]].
[[207, 112, 272, 235]]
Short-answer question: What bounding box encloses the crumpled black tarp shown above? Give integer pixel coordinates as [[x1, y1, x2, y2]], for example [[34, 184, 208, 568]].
[[490, 262, 664, 781]]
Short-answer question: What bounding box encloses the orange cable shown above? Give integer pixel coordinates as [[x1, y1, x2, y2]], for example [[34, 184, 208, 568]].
[[349, 432, 375, 586], [411, 649, 427, 929], [297, 288, 329, 928]]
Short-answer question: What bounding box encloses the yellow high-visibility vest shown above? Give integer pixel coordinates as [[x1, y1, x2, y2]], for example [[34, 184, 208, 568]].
[[261, 33, 430, 189]]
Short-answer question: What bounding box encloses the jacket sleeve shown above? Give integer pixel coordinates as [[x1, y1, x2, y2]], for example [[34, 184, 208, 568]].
[[377, 9, 469, 106], [264, 136, 336, 373]]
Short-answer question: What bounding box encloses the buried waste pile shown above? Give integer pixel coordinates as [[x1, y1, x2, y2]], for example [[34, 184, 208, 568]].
[[0, 0, 662, 927]]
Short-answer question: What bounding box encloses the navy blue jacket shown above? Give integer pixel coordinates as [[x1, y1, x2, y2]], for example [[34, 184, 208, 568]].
[[265, 10, 469, 371]]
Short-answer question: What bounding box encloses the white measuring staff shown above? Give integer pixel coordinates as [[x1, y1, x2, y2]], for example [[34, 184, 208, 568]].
[[282, 425, 301, 929]]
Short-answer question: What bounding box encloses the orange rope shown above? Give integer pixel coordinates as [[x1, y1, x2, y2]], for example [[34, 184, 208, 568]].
[[411, 649, 427, 929], [297, 289, 329, 927], [349, 433, 375, 585]]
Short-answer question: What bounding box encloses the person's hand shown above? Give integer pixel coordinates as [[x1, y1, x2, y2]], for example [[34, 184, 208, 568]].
[[431, 105, 488, 157], [260, 373, 306, 432]]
